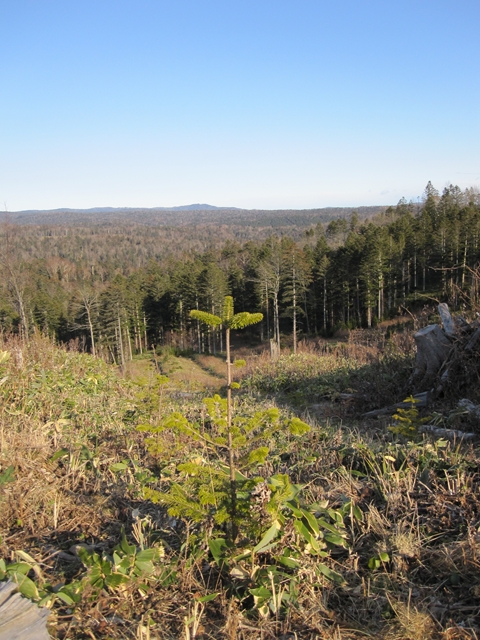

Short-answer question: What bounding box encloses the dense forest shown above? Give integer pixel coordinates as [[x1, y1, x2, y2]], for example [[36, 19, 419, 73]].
[[2, 183, 480, 363]]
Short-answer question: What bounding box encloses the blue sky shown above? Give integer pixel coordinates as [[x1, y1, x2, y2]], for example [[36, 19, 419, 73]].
[[1, 0, 479, 211]]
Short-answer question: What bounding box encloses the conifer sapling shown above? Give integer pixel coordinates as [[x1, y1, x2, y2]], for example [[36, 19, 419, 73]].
[[190, 296, 262, 537]]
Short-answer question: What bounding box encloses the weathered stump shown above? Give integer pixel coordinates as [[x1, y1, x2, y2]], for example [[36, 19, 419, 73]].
[[0, 581, 50, 640], [412, 324, 452, 391], [438, 303, 456, 338]]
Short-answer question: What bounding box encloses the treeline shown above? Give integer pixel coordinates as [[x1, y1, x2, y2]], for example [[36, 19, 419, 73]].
[[1, 183, 480, 362]]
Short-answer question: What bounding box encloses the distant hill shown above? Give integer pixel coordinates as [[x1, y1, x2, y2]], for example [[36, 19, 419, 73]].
[[9, 205, 388, 228], [12, 203, 227, 215]]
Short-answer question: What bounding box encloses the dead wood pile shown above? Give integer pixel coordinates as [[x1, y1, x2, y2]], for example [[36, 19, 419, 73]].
[[412, 302, 480, 394], [362, 304, 480, 439]]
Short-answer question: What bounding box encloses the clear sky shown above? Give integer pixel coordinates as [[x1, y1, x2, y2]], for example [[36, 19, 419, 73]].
[[1, 0, 479, 211]]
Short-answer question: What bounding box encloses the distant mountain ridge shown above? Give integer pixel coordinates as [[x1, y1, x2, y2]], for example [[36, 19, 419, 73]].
[[13, 203, 232, 214], [8, 204, 389, 229]]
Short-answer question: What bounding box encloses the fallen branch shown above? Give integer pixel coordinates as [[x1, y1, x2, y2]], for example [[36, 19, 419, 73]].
[[362, 392, 429, 418], [419, 425, 476, 441]]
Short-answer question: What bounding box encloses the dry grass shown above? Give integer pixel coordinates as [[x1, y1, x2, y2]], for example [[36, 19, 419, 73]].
[[2, 332, 480, 639]]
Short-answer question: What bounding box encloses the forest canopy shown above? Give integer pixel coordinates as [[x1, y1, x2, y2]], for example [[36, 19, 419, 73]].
[[1, 184, 480, 362]]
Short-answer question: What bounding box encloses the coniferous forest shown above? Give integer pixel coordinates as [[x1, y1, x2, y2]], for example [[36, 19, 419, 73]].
[[2, 183, 480, 359]]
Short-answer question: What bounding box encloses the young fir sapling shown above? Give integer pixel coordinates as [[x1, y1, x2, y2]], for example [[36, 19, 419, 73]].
[[190, 296, 263, 537]]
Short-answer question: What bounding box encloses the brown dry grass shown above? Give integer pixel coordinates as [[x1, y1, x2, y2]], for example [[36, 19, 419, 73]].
[[2, 332, 480, 639]]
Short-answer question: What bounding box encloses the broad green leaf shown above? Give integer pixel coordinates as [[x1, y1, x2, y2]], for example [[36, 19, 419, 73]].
[[301, 509, 320, 536], [294, 520, 321, 553], [55, 590, 76, 605], [101, 559, 112, 575], [119, 533, 136, 557], [197, 592, 220, 603], [12, 573, 39, 600], [317, 518, 347, 537], [50, 448, 69, 462], [253, 520, 281, 554], [249, 586, 272, 598], [0, 465, 15, 486], [118, 557, 132, 573], [276, 554, 301, 569], [352, 504, 363, 522], [136, 549, 156, 562], [316, 563, 345, 585], [88, 566, 104, 587], [324, 533, 348, 548], [105, 572, 131, 588], [208, 538, 228, 565], [287, 503, 304, 518], [110, 462, 128, 472], [7, 562, 32, 576], [38, 594, 54, 607], [135, 560, 155, 575]]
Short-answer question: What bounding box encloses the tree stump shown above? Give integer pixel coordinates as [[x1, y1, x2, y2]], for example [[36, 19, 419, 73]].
[[0, 581, 50, 640], [438, 303, 456, 338], [412, 324, 452, 391]]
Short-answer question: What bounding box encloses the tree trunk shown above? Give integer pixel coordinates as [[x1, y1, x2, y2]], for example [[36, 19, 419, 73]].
[[292, 265, 297, 353], [225, 327, 238, 541]]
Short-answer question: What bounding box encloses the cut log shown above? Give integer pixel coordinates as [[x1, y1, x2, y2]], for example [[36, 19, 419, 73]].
[[465, 326, 480, 352], [362, 392, 430, 418], [412, 324, 452, 391], [0, 581, 50, 640], [419, 425, 476, 441]]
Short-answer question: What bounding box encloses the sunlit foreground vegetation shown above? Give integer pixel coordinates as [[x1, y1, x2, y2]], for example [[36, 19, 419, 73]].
[[1, 329, 480, 639]]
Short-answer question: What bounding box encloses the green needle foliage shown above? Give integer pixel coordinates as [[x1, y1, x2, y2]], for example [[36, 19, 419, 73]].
[[190, 296, 263, 537], [141, 297, 312, 543], [388, 396, 431, 438]]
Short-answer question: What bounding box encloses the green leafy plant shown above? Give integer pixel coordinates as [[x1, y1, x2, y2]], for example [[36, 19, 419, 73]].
[[368, 551, 391, 571], [204, 474, 349, 617], [0, 551, 82, 606], [77, 530, 165, 595]]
